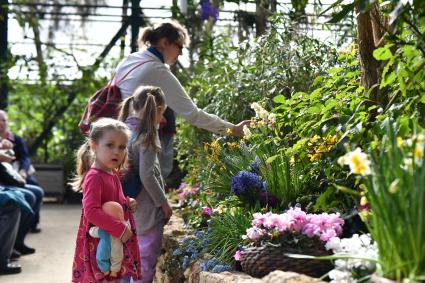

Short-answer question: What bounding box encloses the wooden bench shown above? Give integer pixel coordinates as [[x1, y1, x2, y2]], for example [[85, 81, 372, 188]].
[[33, 164, 65, 202]]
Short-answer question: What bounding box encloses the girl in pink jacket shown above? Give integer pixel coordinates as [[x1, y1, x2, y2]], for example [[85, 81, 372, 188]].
[[71, 118, 141, 283]]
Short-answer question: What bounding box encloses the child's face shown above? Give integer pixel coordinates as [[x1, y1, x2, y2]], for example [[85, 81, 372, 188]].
[[91, 129, 128, 172]]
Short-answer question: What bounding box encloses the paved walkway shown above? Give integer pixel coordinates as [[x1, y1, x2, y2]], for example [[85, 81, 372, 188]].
[[2, 204, 81, 283]]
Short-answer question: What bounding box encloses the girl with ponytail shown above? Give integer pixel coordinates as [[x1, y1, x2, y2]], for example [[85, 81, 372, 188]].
[[118, 86, 171, 283], [71, 118, 141, 283]]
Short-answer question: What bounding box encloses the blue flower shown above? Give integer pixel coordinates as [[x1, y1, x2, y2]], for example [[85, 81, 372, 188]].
[[200, 259, 217, 271], [182, 255, 190, 269], [231, 170, 264, 195], [211, 264, 232, 273], [173, 248, 183, 256]]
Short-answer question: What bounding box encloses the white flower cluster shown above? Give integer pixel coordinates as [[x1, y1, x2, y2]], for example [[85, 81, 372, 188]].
[[325, 234, 378, 283], [250, 102, 276, 129]]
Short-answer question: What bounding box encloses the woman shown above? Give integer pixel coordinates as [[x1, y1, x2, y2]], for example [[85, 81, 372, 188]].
[[112, 20, 249, 178]]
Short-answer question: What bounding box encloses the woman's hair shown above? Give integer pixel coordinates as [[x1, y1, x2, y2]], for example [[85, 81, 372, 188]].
[[70, 118, 130, 192], [118, 85, 165, 152], [138, 20, 190, 48]]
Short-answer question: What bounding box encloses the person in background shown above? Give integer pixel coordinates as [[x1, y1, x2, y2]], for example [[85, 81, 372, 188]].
[[0, 139, 34, 275], [0, 110, 44, 233]]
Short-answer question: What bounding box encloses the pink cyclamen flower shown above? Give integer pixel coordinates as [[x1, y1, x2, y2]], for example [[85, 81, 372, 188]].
[[286, 207, 307, 232], [246, 227, 265, 241], [234, 250, 242, 261], [320, 229, 337, 241], [202, 207, 212, 217], [252, 212, 266, 227], [262, 213, 284, 230]]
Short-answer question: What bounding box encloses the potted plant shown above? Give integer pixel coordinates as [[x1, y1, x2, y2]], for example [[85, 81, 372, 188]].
[[238, 207, 344, 278]]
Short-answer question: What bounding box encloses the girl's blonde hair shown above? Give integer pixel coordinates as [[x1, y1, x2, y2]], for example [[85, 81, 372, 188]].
[[118, 85, 165, 152], [70, 118, 130, 192]]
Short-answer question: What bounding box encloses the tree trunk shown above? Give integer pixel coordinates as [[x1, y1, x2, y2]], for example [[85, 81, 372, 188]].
[[356, 5, 383, 105], [256, 0, 268, 37]]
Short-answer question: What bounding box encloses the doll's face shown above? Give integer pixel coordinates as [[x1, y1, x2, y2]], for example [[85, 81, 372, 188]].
[[102, 201, 124, 222]]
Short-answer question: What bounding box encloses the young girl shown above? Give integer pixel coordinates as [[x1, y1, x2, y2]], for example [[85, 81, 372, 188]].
[[71, 118, 142, 283], [118, 86, 173, 283]]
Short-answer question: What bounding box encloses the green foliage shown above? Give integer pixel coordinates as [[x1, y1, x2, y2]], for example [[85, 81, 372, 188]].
[[204, 207, 252, 264]]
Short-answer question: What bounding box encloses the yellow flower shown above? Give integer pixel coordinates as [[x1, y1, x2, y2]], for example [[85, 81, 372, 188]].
[[309, 152, 321, 161], [211, 140, 220, 149], [327, 135, 338, 145], [310, 135, 320, 144], [414, 143, 424, 159], [339, 148, 371, 176], [388, 179, 399, 194], [226, 142, 239, 150], [226, 128, 233, 135], [290, 156, 295, 164], [396, 136, 403, 148], [360, 196, 368, 206]]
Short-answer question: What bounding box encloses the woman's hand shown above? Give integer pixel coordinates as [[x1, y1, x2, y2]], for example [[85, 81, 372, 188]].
[[231, 120, 251, 137], [161, 202, 173, 224], [127, 197, 137, 213]]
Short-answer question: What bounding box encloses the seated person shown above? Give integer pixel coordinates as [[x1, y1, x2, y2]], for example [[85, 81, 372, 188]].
[[0, 140, 35, 275], [0, 110, 44, 233], [0, 201, 21, 275]]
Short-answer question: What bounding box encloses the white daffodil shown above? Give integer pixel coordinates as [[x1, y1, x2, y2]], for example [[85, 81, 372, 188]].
[[339, 148, 372, 176]]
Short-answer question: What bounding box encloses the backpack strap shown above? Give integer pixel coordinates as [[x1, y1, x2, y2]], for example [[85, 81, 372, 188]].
[[113, 60, 153, 86]]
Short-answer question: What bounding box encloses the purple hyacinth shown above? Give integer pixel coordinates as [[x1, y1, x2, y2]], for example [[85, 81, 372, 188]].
[[200, 0, 217, 22], [231, 170, 263, 195], [259, 191, 280, 208]]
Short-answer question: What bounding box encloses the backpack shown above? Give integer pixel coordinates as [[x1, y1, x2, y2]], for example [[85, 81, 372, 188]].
[[78, 60, 152, 135]]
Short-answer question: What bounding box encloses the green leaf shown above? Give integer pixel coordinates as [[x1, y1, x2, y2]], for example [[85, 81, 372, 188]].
[[266, 155, 279, 163], [307, 104, 323, 114], [273, 95, 286, 104], [373, 45, 394, 61], [334, 185, 361, 196], [381, 72, 397, 88]]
